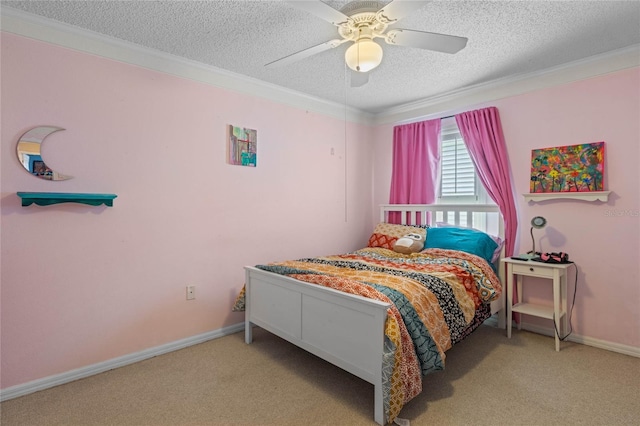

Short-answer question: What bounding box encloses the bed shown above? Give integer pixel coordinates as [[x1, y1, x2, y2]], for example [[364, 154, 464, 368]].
[[238, 204, 505, 425]]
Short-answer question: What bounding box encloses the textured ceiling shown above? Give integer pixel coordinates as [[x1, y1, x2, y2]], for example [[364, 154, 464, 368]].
[[2, 0, 640, 114]]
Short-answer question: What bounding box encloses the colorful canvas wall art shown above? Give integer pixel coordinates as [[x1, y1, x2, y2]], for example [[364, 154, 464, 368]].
[[227, 125, 257, 167], [530, 142, 605, 193]]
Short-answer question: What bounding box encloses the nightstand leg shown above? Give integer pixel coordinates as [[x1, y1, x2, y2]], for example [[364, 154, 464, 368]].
[[561, 273, 568, 340], [553, 271, 561, 351], [507, 264, 513, 338], [516, 274, 523, 331]]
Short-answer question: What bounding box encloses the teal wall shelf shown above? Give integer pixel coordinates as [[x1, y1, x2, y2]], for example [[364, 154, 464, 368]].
[[17, 192, 117, 207]]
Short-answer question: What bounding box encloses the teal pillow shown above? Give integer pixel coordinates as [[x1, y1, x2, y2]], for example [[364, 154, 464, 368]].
[[424, 226, 499, 264]]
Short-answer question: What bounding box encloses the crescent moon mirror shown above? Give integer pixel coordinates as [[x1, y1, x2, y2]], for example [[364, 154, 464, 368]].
[[16, 126, 73, 181]]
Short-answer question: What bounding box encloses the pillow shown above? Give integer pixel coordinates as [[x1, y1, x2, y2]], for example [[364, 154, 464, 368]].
[[393, 233, 425, 254], [436, 222, 503, 263], [368, 223, 428, 250], [489, 235, 505, 263], [424, 226, 499, 264]]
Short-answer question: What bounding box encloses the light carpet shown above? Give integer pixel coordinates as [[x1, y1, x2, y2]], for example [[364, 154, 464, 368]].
[[2, 325, 639, 425]]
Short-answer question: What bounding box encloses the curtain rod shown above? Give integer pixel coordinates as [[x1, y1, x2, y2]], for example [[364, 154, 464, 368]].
[[440, 115, 454, 120]]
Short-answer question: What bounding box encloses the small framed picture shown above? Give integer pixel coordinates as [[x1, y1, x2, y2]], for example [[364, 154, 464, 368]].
[[227, 125, 257, 167]]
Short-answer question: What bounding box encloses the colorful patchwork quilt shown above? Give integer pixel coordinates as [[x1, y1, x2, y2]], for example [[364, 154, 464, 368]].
[[233, 247, 501, 424]]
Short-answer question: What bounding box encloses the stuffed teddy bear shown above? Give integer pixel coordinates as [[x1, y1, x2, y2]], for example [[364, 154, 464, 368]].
[[393, 233, 424, 254]]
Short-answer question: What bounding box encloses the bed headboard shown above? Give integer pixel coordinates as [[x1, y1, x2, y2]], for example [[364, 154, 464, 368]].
[[379, 203, 503, 237], [380, 204, 504, 238], [380, 203, 506, 283]]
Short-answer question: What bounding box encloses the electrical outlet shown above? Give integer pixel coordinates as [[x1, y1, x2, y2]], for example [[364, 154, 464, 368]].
[[186, 285, 195, 300]]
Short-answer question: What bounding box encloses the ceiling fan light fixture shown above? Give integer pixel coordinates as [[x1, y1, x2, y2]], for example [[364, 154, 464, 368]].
[[345, 39, 383, 72]]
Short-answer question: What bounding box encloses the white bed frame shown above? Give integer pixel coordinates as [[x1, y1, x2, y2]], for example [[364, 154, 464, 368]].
[[244, 204, 506, 425]]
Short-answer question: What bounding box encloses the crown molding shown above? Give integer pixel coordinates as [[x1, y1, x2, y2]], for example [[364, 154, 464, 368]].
[[375, 44, 640, 125], [2, 7, 637, 128], [0, 7, 374, 125]]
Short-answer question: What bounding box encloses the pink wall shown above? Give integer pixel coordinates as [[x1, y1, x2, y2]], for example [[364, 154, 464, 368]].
[[0, 33, 374, 389], [2, 31, 638, 393], [374, 68, 640, 348]]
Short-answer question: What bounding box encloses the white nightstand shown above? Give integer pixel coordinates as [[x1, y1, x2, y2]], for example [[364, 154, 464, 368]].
[[502, 257, 573, 351]]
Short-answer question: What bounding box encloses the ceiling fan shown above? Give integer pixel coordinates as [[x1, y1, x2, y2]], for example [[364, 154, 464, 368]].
[[265, 0, 468, 86]]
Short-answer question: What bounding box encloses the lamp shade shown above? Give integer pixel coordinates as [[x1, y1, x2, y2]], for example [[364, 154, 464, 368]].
[[531, 216, 547, 229], [345, 39, 383, 73]]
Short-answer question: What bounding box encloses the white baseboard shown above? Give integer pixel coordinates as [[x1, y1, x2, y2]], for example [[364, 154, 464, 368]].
[[0, 323, 244, 402], [485, 316, 639, 357], [515, 321, 640, 358]]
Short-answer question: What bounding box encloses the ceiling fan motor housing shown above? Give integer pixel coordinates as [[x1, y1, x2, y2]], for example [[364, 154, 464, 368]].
[[338, 1, 390, 41], [340, 1, 385, 15]]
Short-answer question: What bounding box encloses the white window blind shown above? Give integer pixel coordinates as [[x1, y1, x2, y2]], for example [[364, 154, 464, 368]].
[[436, 122, 496, 232], [440, 131, 476, 199]]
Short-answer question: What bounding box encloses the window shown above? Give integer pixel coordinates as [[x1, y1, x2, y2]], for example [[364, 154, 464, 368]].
[[436, 121, 497, 234], [440, 129, 476, 201], [438, 121, 490, 204]]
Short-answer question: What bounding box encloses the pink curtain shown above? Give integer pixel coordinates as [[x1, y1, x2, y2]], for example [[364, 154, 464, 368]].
[[455, 107, 518, 257], [389, 119, 441, 224]]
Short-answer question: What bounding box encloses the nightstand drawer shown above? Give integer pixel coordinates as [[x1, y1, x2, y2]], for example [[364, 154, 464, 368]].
[[512, 263, 555, 278]]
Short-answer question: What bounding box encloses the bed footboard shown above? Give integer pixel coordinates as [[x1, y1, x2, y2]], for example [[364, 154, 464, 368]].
[[244, 266, 390, 425]]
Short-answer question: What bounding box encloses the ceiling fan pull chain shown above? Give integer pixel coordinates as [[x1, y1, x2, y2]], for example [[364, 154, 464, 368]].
[[356, 28, 362, 71]]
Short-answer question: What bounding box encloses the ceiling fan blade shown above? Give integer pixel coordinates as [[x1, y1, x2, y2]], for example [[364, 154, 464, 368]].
[[265, 39, 346, 68], [376, 0, 431, 24], [350, 71, 369, 88], [385, 29, 468, 54], [285, 1, 350, 26]]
